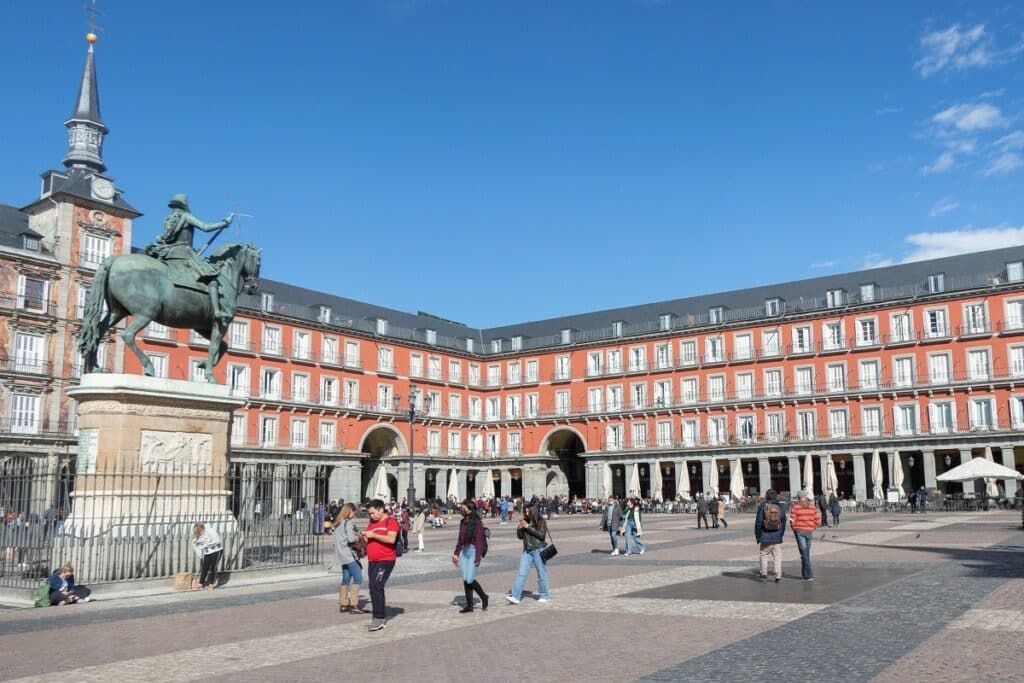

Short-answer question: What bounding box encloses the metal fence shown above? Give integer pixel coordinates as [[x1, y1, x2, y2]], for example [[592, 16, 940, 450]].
[[0, 460, 329, 589]]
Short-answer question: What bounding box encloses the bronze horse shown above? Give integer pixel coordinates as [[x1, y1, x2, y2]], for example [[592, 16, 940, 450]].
[[77, 242, 261, 382]]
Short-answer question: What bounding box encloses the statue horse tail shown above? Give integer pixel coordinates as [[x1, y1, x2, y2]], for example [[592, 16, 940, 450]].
[[77, 257, 113, 362]]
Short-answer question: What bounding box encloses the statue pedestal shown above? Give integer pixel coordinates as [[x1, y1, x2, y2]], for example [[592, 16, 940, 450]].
[[61, 374, 245, 583]]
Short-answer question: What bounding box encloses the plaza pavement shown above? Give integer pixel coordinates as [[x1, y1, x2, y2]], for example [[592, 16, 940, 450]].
[[0, 510, 1021, 682]]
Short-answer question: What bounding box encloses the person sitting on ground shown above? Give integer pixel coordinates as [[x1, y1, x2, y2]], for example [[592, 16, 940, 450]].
[[48, 563, 90, 605]]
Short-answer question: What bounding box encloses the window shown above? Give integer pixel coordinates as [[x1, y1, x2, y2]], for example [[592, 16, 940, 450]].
[[762, 329, 781, 356], [611, 321, 624, 336], [507, 361, 520, 384], [656, 421, 673, 447], [587, 352, 602, 377], [491, 339, 502, 353], [1011, 346, 1024, 378], [659, 313, 672, 331], [928, 354, 950, 384], [893, 357, 914, 387], [506, 395, 521, 418], [862, 406, 882, 436], [967, 348, 990, 380], [654, 343, 671, 369], [428, 390, 442, 416], [526, 394, 538, 418], [321, 336, 338, 364], [377, 347, 393, 373], [320, 376, 338, 405], [859, 283, 877, 303], [682, 420, 698, 447], [343, 379, 358, 408], [487, 364, 501, 386], [826, 289, 845, 307], [632, 422, 648, 448], [317, 305, 332, 324], [231, 414, 246, 446], [890, 313, 913, 343], [290, 419, 308, 448], [963, 303, 988, 334], [929, 401, 955, 434], [229, 321, 249, 349], [486, 397, 499, 421], [1012, 396, 1024, 428], [560, 329, 572, 344], [707, 375, 725, 402], [426, 329, 437, 345], [465, 338, 474, 352], [822, 321, 843, 350], [261, 369, 282, 399], [292, 331, 311, 360], [147, 321, 170, 339], [448, 394, 461, 418], [376, 318, 388, 335], [733, 334, 752, 360], [1006, 300, 1024, 330], [709, 307, 724, 324], [607, 349, 622, 373], [765, 298, 782, 316], [448, 432, 461, 454], [704, 336, 724, 363], [190, 359, 205, 383], [377, 384, 393, 411], [681, 377, 698, 404], [969, 398, 994, 430], [588, 388, 603, 413], [292, 373, 310, 402], [147, 353, 168, 379], [449, 360, 463, 383], [707, 417, 726, 445], [680, 340, 697, 366], [260, 416, 278, 446], [469, 363, 482, 385], [344, 341, 360, 367], [653, 379, 671, 406], [228, 365, 250, 397], [1008, 261, 1024, 283], [554, 357, 570, 380], [13, 332, 44, 373], [319, 421, 335, 449], [631, 383, 647, 409], [629, 346, 646, 372], [928, 273, 945, 293], [409, 354, 423, 378], [22, 235, 39, 251], [607, 386, 623, 411], [262, 326, 281, 354], [857, 318, 877, 346], [261, 292, 275, 311], [797, 410, 816, 439], [9, 394, 39, 434], [469, 397, 482, 420], [858, 360, 879, 390], [428, 431, 441, 455], [766, 413, 785, 441], [736, 373, 753, 399], [792, 326, 812, 353], [737, 415, 755, 442], [555, 391, 570, 416], [826, 364, 845, 393], [795, 367, 813, 395], [525, 359, 538, 382], [81, 233, 110, 268], [828, 409, 848, 438], [605, 424, 623, 450], [16, 275, 48, 313], [764, 369, 782, 397], [894, 405, 917, 435]]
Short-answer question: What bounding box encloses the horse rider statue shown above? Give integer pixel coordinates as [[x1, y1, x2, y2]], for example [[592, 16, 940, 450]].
[[145, 194, 235, 323]]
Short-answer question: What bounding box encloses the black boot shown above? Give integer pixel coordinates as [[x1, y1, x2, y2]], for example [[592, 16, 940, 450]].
[[471, 580, 489, 611], [459, 582, 474, 613]]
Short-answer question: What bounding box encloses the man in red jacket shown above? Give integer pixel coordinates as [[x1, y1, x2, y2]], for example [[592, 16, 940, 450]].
[[789, 491, 821, 582]]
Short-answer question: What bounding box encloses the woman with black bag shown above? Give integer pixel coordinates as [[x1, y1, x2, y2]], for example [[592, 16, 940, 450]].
[[334, 503, 367, 614], [506, 504, 550, 605]]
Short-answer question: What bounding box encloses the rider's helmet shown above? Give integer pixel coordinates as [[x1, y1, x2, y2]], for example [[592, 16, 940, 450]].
[[167, 194, 190, 211]]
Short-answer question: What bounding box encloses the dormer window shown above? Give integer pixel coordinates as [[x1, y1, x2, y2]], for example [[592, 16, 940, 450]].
[[708, 307, 724, 324], [22, 236, 40, 252], [826, 289, 845, 307], [764, 298, 782, 316], [465, 337, 474, 352], [491, 339, 502, 353], [658, 314, 673, 331], [426, 329, 437, 345], [1007, 262, 1023, 283], [511, 335, 523, 351], [859, 283, 877, 303], [611, 321, 624, 336], [261, 292, 275, 312], [561, 329, 572, 344], [317, 305, 332, 324], [928, 273, 945, 294]]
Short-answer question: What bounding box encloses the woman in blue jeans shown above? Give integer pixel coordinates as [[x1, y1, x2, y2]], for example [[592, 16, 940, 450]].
[[334, 503, 367, 614], [506, 505, 549, 604], [623, 498, 646, 556], [451, 499, 489, 613]]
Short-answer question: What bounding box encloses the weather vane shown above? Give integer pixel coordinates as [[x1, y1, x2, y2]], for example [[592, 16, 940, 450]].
[[85, 0, 102, 44]]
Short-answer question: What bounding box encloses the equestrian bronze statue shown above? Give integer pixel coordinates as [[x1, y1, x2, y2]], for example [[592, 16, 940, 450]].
[[78, 194, 262, 382]]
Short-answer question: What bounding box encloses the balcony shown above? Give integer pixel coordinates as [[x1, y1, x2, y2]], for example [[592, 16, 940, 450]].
[[998, 318, 1024, 335], [0, 417, 74, 439], [919, 325, 952, 343], [956, 322, 992, 339], [377, 361, 396, 375], [0, 357, 52, 376], [0, 293, 54, 316], [78, 251, 109, 270]]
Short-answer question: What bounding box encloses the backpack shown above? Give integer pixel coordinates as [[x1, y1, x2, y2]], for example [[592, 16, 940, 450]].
[[762, 502, 782, 532], [392, 518, 405, 558], [33, 583, 50, 608], [480, 524, 491, 559]]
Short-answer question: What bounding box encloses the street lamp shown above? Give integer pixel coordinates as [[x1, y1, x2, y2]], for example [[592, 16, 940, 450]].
[[399, 383, 431, 507]]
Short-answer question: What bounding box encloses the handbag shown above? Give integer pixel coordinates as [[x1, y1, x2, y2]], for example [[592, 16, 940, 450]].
[[539, 525, 558, 564]]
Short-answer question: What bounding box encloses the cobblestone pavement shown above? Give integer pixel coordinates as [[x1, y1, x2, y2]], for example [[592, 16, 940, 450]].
[[0, 511, 1021, 682]]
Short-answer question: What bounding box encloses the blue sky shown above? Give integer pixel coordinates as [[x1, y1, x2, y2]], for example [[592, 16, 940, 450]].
[[3, 1, 1024, 327]]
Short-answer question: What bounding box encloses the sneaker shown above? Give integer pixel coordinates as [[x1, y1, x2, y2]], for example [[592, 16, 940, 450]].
[[610, 549, 620, 556], [639, 548, 645, 555], [803, 578, 814, 582], [506, 595, 520, 605], [759, 574, 768, 582], [82, 596, 93, 603], [367, 619, 387, 631], [537, 597, 549, 603], [774, 578, 782, 583]]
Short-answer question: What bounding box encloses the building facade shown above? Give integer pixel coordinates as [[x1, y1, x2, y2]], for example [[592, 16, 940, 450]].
[[5, 40, 1024, 511]]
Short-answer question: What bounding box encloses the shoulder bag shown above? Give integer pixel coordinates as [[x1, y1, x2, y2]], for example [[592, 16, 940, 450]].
[[539, 524, 558, 564]]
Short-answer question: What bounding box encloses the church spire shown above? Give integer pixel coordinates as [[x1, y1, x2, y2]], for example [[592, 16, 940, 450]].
[[62, 31, 108, 172]]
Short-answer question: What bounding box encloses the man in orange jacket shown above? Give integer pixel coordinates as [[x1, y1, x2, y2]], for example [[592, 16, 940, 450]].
[[789, 491, 821, 582]]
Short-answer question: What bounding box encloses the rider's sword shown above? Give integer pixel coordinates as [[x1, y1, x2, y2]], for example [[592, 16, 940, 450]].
[[197, 213, 252, 256]]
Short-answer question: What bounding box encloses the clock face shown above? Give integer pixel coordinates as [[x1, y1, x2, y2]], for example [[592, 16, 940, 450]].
[[92, 177, 115, 201]]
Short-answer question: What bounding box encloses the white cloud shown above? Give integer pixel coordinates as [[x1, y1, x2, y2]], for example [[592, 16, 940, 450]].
[[915, 24, 993, 77], [921, 151, 955, 174], [929, 198, 960, 217], [900, 225, 1024, 261], [933, 103, 1007, 131], [983, 152, 1024, 176], [994, 131, 1024, 150]]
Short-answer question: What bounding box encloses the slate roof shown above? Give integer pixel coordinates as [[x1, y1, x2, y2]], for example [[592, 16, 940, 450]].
[[31, 167, 140, 215], [0, 204, 46, 253], [67, 45, 105, 130]]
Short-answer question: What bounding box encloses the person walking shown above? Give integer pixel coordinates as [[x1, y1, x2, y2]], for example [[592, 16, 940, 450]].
[[452, 499, 489, 613], [601, 496, 624, 555], [829, 494, 841, 528], [917, 486, 928, 514], [411, 505, 426, 552], [623, 498, 646, 556], [499, 497, 510, 525], [191, 523, 223, 590], [790, 491, 821, 582], [362, 499, 399, 631], [717, 495, 729, 529], [754, 489, 787, 582], [816, 491, 829, 527], [333, 503, 367, 614], [506, 504, 550, 604], [708, 495, 720, 529], [696, 494, 710, 530]]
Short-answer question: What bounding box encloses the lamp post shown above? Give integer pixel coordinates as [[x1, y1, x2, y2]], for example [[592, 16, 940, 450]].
[[396, 383, 431, 507]]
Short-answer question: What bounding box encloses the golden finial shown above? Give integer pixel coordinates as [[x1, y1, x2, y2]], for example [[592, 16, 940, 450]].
[[86, 32, 98, 44]]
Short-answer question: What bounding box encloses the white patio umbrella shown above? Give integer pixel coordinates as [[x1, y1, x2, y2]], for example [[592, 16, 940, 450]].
[[708, 460, 719, 495], [936, 456, 1023, 481], [651, 464, 663, 501], [803, 453, 815, 495], [602, 464, 613, 498], [891, 452, 905, 493], [984, 447, 1000, 497], [826, 454, 839, 493], [678, 463, 691, 499], [480, 469, 495, 499], [447, 468, 459, 501], [871, 449, 884, 500], [372, 462, 391, 500], [628, 463, 641, 497], [729, 459, 744, 501]]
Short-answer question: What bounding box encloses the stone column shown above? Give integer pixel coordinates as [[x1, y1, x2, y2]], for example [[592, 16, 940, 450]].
[[457, 469, 469, 500], [240, 463, 257, 520], [922, 450, 937, 489], [701, 459, 712, 493], [819, 453, 830, 493], [758, 458, 771, 495], [501, 468, 512, 498], [272, 464, 289, 518], [43, 451, 60, 509], [675, 460, 686, 498], [396, 466, 410, 503], [413, 465, 426, 502], [301, 465, 316, 509], [852, 453, 867, 501], [435, 469, 448, 502], [787, 456, 801, 495], [959, 450, 975, 495], [1000, 446, 1020, 497]]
